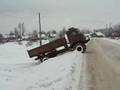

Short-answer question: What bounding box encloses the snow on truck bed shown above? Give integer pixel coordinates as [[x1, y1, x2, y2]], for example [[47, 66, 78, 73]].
[[0, 41, 83, 90]]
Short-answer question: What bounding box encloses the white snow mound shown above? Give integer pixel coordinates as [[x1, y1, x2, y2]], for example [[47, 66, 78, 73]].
[[0, 41, 83, 90]]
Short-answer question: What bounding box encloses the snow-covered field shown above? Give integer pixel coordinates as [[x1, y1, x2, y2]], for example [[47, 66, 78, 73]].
[[0, 41, 83, 90]]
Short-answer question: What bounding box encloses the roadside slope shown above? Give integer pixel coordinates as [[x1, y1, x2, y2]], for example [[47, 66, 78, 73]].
[[0, 42, 83, 90]]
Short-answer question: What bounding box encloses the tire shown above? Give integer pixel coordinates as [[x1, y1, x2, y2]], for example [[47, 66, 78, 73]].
[[76, 45, 84, 52]]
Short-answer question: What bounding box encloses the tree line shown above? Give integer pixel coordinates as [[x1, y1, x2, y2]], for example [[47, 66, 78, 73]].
[[94, 23, 120, 38], [0, 22, 73, 44]]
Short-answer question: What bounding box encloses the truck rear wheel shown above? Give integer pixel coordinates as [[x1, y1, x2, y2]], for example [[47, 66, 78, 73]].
[[76, 45, 83, 52]]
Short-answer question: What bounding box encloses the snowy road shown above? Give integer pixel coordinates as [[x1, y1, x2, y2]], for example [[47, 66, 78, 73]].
[[83, 38, 120, 90]]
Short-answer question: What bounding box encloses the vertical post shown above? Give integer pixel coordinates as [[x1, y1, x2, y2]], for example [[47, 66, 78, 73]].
[[39, 13, 42, 46]]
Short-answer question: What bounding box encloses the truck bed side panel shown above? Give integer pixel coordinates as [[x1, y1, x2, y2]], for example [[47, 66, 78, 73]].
[[28, 38, 67, 57]]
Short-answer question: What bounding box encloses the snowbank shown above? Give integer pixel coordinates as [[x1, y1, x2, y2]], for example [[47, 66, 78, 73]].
[[0, 41, 83, 90], [102, 38, 120, 45]]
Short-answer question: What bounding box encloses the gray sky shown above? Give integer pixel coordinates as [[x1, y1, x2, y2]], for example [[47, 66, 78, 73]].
[[0, 0, 120, 33]]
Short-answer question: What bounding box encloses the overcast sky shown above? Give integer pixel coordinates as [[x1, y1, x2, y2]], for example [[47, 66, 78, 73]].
[[0, 0, 120, 33]]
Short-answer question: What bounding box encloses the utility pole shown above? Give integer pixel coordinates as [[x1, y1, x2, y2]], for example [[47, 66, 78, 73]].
[[39, 13, 42, 46]]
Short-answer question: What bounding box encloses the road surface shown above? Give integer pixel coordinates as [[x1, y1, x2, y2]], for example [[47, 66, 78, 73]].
[[80, 38, 120, 90]]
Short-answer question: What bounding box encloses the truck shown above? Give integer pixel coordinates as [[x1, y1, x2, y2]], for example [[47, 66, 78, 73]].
[[27, 27, 90, 62]]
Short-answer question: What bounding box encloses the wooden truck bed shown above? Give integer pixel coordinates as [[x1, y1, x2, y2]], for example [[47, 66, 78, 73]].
[[28, 37, 67, 58]]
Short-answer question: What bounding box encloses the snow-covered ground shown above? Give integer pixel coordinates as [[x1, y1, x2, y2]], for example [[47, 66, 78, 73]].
[[0, 41, 83, 90], [101, 38, 120, 45]]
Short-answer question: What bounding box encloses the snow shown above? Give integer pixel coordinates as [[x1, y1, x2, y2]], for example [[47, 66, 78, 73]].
[[102, 38, 120, 45], [0, 41, 83, 90]]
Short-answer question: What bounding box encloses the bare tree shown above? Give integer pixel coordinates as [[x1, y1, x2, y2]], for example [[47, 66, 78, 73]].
[[28, 30, 38, 41], [18, 22, 26, 40], [21, 23, 26, 36], [14, 27, 19, 39], [113, 24, 120, 37], [18, 23, 22, 39], [0, 33, 4, 43], [46, 31, 51, 38], [9, 31, 14, 36], [58, 28, 66, 37], [51, 30, 57, 34], [0, 33, 3, 38], [32, 30, 38, 39]]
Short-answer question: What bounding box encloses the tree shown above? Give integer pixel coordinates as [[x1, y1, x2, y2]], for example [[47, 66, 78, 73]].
[[28, 30, 38, 41], [18, 22, 26, 40], [9, 31, 14, 36], [58, 28, 66, 37], [8, 31, 16, 40], [14, 27, 19, 38], [113, 24, 120, 37], [51, 30, 57, 34], [21, 23, 26, 36], [18, 23, 22, 39], [0, 33, 4, 42], [46, 31, 51, 38], [0, 33, 3, 38], [32, 30, 38, 39]]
